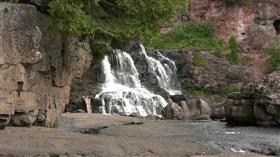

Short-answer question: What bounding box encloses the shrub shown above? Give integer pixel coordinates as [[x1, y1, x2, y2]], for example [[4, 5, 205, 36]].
[[228, 35, 239, 65], [146, 22, 225, 56], [225, 70, 239, 79], [219, 85, 241, 96], [268, 54, 280, 71], [183, 85, 240, 96], [254, 17, 262, 25], [183, 88, 211, 96]]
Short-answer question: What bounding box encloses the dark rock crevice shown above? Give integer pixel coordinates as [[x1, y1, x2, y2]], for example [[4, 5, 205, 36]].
[[273, 19, 280, 35]]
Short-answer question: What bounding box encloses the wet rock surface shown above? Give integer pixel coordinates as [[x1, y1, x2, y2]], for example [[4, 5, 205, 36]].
[[0, 113, 280, 157], [1, 113, 278, 156], [185, 120, 280, 156]]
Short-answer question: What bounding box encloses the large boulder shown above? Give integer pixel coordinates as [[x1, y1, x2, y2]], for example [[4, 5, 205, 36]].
[[162, 102, 188, 120], [254, 71, 280, 126], [0, 3, 90, 129], [225, 71, 280, 126], [162, 98, 211, 120]]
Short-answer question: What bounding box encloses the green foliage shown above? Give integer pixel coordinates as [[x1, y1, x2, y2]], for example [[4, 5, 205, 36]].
[[268, 55, 280, 72], [0, 0, 19, 2], [146, 22, 225, 56], [192, 52, 209, 68], [254, 17, 261, 25], [225, 70, 239, 79], [224, 0, 246, 6], [265, 36, 280, 72], [48, 0, 186, 63], [48, 0, 92, 36], [183, 85, 240, 97], [184, 88, 211, 96], [228, 35, 239, 65], [219, 85, 241, 96]]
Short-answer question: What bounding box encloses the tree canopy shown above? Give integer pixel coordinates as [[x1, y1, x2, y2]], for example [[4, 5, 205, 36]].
[[48, 0, 186, 62]]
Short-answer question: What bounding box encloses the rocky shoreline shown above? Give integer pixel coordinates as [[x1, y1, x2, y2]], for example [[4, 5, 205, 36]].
[[0, 113, 279, 157]]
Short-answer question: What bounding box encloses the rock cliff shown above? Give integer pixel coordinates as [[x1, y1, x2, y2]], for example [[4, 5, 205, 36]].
[[0, 3, 90, 129], [188, 0, 280, 53], [157, 48, 258, 91], [128, 44, 258, 97], [225, 71, 280, 126], [68, 43, 258, 120]]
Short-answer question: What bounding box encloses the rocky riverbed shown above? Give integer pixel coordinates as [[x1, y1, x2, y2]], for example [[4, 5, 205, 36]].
[[0, 113, 279, 156]]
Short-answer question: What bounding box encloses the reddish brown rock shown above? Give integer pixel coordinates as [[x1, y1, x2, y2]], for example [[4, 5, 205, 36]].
[[188, 0, 280, 53], [0, 3, 90, 129]]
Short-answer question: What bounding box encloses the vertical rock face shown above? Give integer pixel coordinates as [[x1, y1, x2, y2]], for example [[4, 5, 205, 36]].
[[158, 48, 257, 91], [225, 71, 280, 126], [0, 3, 90, 128], [188, 0, 280, 52]]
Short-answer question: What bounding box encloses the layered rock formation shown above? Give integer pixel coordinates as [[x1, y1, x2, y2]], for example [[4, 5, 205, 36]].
[[225, 71, 280, 126], [0, 3, 90, 129], [188, 0, 280, 52]]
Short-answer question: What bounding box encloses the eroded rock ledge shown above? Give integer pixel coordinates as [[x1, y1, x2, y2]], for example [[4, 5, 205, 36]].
[[225, 71, 280, 126], [0, 3, 90, 129]]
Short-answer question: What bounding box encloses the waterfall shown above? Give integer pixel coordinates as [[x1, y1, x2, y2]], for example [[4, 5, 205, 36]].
[[139, 44, 181, 95], [97, 45, 180, 116]]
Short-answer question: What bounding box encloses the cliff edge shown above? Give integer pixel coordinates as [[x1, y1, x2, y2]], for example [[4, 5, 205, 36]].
[[0, 3, 90, 129]]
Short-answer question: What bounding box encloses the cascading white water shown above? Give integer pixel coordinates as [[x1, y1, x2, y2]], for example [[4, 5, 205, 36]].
[[139, 44, 181, 95], [97, 50, 167, 116], [97, 46, 180, 116]]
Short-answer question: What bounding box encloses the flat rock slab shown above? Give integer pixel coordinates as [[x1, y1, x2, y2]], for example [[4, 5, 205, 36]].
[[59, 113, 144, 130], [0, 113, 276, 156], [0, 114, 211, 156]]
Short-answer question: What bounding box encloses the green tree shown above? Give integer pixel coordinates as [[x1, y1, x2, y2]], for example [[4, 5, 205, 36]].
[[48, 0, 186, 63], [228, 35, 239, 65]]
